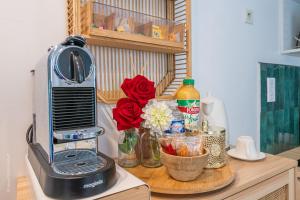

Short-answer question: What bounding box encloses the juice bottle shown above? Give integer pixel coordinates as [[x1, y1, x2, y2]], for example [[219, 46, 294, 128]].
[[176, 78, 200, 132]]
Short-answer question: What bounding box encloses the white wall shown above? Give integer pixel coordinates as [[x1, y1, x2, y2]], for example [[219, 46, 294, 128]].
[[0, 1, 66, 199], [192, 0, 299, 146]]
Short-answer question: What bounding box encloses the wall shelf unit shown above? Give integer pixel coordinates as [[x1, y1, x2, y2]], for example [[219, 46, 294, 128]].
[[80, 1, 185, 53], [67, 0, 191, 104], [86, 28, 185, 54], [279, 0, 300, 56]]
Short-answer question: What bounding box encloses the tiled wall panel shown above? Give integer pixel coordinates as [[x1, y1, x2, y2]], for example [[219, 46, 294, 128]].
[[260, 63, 300, 154]]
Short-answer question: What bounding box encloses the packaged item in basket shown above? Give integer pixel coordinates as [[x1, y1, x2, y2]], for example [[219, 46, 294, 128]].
[[160, 134, 177, 155], [177, 144, 189, 156], [160, 134, 203, 157], [175, 135, 203, 157]]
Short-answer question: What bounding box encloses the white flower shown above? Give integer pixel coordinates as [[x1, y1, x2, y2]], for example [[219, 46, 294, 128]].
[[141, 100, 174, 134]]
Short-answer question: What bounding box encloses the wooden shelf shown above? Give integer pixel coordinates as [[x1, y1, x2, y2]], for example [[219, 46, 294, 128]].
[[86, 28, 185, 53], [77, 1, 186, 53]]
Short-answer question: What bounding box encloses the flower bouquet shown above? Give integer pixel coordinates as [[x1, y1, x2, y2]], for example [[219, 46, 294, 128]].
[[113, 75, 156, 167]]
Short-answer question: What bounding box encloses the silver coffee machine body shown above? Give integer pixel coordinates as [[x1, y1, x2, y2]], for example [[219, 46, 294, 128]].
[[33, 36, 102, 163], [29, 36, 116, 199]]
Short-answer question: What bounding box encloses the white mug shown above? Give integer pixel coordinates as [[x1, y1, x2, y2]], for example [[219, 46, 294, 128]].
[[235, 136, 258, 159]]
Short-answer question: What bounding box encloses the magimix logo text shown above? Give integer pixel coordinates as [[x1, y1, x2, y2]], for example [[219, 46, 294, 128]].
[[83, 179, 104, 189]]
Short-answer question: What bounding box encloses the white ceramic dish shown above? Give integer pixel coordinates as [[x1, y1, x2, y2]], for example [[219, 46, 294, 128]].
[[227, 148, 266, 161]]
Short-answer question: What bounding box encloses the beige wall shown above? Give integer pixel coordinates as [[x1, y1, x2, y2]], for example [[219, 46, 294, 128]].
[[0, 1, 66, 199]]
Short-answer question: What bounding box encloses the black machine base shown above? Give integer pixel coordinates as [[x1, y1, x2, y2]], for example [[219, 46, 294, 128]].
[[28, 143, 117, 199]]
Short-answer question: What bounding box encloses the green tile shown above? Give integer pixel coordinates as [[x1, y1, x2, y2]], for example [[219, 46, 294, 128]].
[[277, 67, 285, 109], [260, 112, 267, 152], [260, 64, 267, 113], [266, 111, 275, 153], [293, 107, 299, 145], [260, 63, 300, 154]]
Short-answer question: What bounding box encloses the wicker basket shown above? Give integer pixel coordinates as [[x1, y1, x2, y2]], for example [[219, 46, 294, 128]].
[[160, 149, 209, 182]]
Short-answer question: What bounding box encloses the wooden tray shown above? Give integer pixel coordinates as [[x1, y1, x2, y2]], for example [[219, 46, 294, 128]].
[[126, 164, 235, 194]]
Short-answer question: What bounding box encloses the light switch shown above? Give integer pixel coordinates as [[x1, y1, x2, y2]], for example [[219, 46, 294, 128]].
[[245, 9, 254, 24], [267, 78, 275, 102]]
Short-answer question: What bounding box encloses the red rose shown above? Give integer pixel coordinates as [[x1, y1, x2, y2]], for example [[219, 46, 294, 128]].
[[113, 98, 144, 131], [121, 75, 156, 107]]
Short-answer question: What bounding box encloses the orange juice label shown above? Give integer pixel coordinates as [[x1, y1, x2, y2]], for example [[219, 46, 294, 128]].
[[177, 100, 200, 131]]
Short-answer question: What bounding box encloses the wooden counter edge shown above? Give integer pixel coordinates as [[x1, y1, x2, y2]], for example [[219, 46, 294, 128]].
[[126, 155, 298, 200], [100, 185, 150, 200], [197, 156, 298, 200], [277, 147, 300, 178], [16, 176, 150, 200]]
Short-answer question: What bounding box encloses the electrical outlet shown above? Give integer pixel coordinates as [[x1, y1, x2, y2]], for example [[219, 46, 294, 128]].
[[267, 77, 276, 102], [245, 9, 254, 24]]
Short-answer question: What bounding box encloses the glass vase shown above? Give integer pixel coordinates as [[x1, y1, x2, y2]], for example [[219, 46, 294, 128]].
[[140, 128, 162, 168], [118, 128, 140, 168]]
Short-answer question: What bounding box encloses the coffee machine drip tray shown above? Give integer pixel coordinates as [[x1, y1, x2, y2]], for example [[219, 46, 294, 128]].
[[52, 149, 107, 175]]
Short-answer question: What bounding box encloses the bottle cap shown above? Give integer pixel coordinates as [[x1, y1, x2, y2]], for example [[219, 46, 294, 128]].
[[183, 78, 194, 85]]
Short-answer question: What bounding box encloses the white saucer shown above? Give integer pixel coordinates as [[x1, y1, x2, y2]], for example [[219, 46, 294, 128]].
[[227, 148, 266, 161]]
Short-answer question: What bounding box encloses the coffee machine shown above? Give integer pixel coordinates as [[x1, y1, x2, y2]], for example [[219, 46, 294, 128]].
[[27, 36, 117, 199]]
